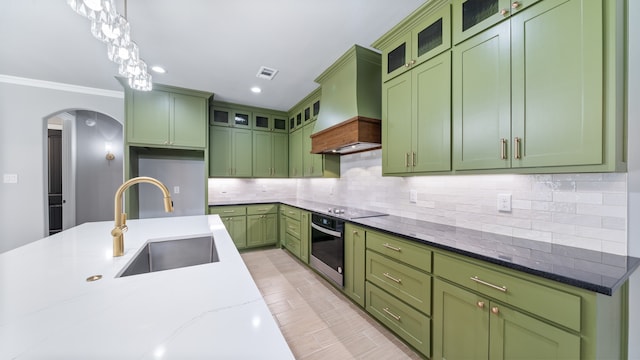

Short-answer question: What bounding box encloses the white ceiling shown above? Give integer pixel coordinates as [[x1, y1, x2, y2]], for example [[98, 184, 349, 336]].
[[1, 0, 426, 111]]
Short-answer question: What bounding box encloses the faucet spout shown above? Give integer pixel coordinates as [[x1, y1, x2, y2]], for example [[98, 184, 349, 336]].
[[112, 176, 174, 257]]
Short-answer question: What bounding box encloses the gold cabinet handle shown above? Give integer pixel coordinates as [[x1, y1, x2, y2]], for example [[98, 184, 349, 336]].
[[500, 138, 507, 160], [514, 137, 522, 160], [500, 8, 509, 16], [470, 276, 507, 292], [477, 301, 485, 309], [353, 230, 359, 235], [491, 306, 500, 315], [511, 1, 521, 9], [412, 152, 416, 167], [382, 243, 401, 252], [383, 272, 402, 284], [405, 153, 409, 167], [383, 307, 401, 321]]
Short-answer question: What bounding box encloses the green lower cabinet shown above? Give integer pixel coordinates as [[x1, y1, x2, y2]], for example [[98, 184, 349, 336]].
[[433, 278, 580, 360], [221, 216, 247, 249], [344, 224, 366, 307], [246, 213, 277, 248], [366, 282, 431, 356], [299, 211, 309, 264]]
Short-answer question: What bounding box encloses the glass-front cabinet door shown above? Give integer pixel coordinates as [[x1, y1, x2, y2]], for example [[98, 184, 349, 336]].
[[210, 107, 251, 129], [253, 113, 288, 133], [452, 0, 540, 44], [381, 4, 451, 82]]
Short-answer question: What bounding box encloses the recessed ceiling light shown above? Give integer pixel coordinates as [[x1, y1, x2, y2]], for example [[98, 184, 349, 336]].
[[151, 66, 166, 74], [251, 87, 262, 93]]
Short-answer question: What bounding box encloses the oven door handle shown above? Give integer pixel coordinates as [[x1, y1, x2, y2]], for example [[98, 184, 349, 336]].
[[311, 222, 342, 238]]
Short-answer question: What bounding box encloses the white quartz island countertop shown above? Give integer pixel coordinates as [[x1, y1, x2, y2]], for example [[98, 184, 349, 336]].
[[0, 215, 295, 359]]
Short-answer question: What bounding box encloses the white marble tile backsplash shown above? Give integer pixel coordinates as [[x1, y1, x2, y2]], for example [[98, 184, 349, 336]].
[[209, 149, 628, 255]]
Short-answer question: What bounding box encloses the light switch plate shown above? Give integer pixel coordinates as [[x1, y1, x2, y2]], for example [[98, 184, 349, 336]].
[[3, 174, 18, 184], [497, 193, 512, 212], [173, 186, 180, 194], [410, 189, 418, 203]]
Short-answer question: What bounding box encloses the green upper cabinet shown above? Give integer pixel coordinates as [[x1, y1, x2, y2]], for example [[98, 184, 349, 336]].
[[209, 126, 252, 177], [210, 106, 251, 129], [383, 51, 452, 175], [452, 0, 540, 44], [288, 128, 303, 177], [126, 86, 210, 149], [381, 3, 452, 82], [454, 0, 608, 172], [253, 131, 288, 178], [302, 121, 324, 177], [253, 113, 288, 133], [453, 21, 511, 171], [510, 0, 603, 168]]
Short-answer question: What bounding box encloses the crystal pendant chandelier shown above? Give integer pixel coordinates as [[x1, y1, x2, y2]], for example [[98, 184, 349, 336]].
[[67, 0, 152, 91]]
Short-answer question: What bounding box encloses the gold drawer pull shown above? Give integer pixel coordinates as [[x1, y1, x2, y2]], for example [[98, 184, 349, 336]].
[[382, 243, 401, 252], [477, 301, 485, 309], [257, 208, 268, 212], [222, 210, 235, 213], [383, 272, 402, 284], [470, 276, 507, 292], [383, 307, 401, 321]]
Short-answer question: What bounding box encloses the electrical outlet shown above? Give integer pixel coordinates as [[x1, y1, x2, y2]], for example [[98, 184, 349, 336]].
[[497, 193, 512, 212], [3, 174, 18, 184], [410, 189, 418, 203], [173, 186, 180, 194]]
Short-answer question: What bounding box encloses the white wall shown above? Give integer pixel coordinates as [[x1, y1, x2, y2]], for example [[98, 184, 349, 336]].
[[0, 78, 123, 253], [626, 0, 640, 357]]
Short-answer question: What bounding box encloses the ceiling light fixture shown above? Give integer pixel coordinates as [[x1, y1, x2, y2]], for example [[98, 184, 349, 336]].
[[251, 87, 262, 93], [151, 66, 166, 74], [67, 0, 152, 91]]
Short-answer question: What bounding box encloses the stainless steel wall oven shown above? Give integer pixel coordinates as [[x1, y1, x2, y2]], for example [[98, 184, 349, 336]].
[[310, 213, 344, 287]]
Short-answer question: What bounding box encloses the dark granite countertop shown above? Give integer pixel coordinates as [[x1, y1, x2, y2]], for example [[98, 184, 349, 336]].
[[210, 200, 640, 295]]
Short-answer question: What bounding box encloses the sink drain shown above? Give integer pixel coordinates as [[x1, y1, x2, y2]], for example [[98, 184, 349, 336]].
[[86, 275, 102, 282]]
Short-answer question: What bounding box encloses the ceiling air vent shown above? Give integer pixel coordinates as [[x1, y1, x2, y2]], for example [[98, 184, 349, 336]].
[[256, 66, 279, 80]]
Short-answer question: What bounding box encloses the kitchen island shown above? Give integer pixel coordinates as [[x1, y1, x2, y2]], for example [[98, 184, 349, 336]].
[[0, 215, 294, 359]]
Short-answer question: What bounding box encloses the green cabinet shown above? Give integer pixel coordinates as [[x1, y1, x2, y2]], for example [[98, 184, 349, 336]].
[[454, 0, 605, 171], [344, 224, 366, 307], [209, 206, 247, 249], [253, 132, 288, 178], [247, 213, 277, 247], [302, 122, 324, 177], [253, 113, 288, 133], [127, 89, 208, 149], [381, 3, 452, 82], [210, 106, 251, 129], [210, 204, 278, 250], [209, 127, 252, 177], [383, 51, 451, 174], [280, 205, 309, 263], [452, 0, 540, 44], [433, 278, 580, 360], [288, 129, 303, 177]]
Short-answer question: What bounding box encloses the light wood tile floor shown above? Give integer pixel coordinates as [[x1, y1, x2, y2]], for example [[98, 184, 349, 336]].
[[241, 248, 423, 360]]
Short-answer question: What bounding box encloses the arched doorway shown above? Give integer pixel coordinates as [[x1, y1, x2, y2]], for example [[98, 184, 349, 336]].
[[45, 110, 123, 235]]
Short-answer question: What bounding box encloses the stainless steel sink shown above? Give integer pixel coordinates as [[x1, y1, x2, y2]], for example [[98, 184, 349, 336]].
[[118, 235, 219, 277]]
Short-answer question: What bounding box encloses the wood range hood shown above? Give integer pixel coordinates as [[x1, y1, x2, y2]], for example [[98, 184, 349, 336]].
[[310, 45, 382, 155]]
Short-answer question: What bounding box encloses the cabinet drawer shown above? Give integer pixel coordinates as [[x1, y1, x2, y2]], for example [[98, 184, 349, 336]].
[[366, 282, 430, 356], [285, 217, 301, 238], [366, 231, 432, 272], [366, 250, 431, 315], [281, 205, 301, 221], [246, 204, 277, 215], [434, 253, 581, 332], [284, 233, 301, 258], [209, 205, 246, 216]]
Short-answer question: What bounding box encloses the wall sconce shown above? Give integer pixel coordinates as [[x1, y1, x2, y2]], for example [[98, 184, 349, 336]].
[[105, 142, 115, 161]]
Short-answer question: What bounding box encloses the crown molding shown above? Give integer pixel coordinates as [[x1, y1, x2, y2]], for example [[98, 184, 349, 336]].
[[0, 74, 124, 99]]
